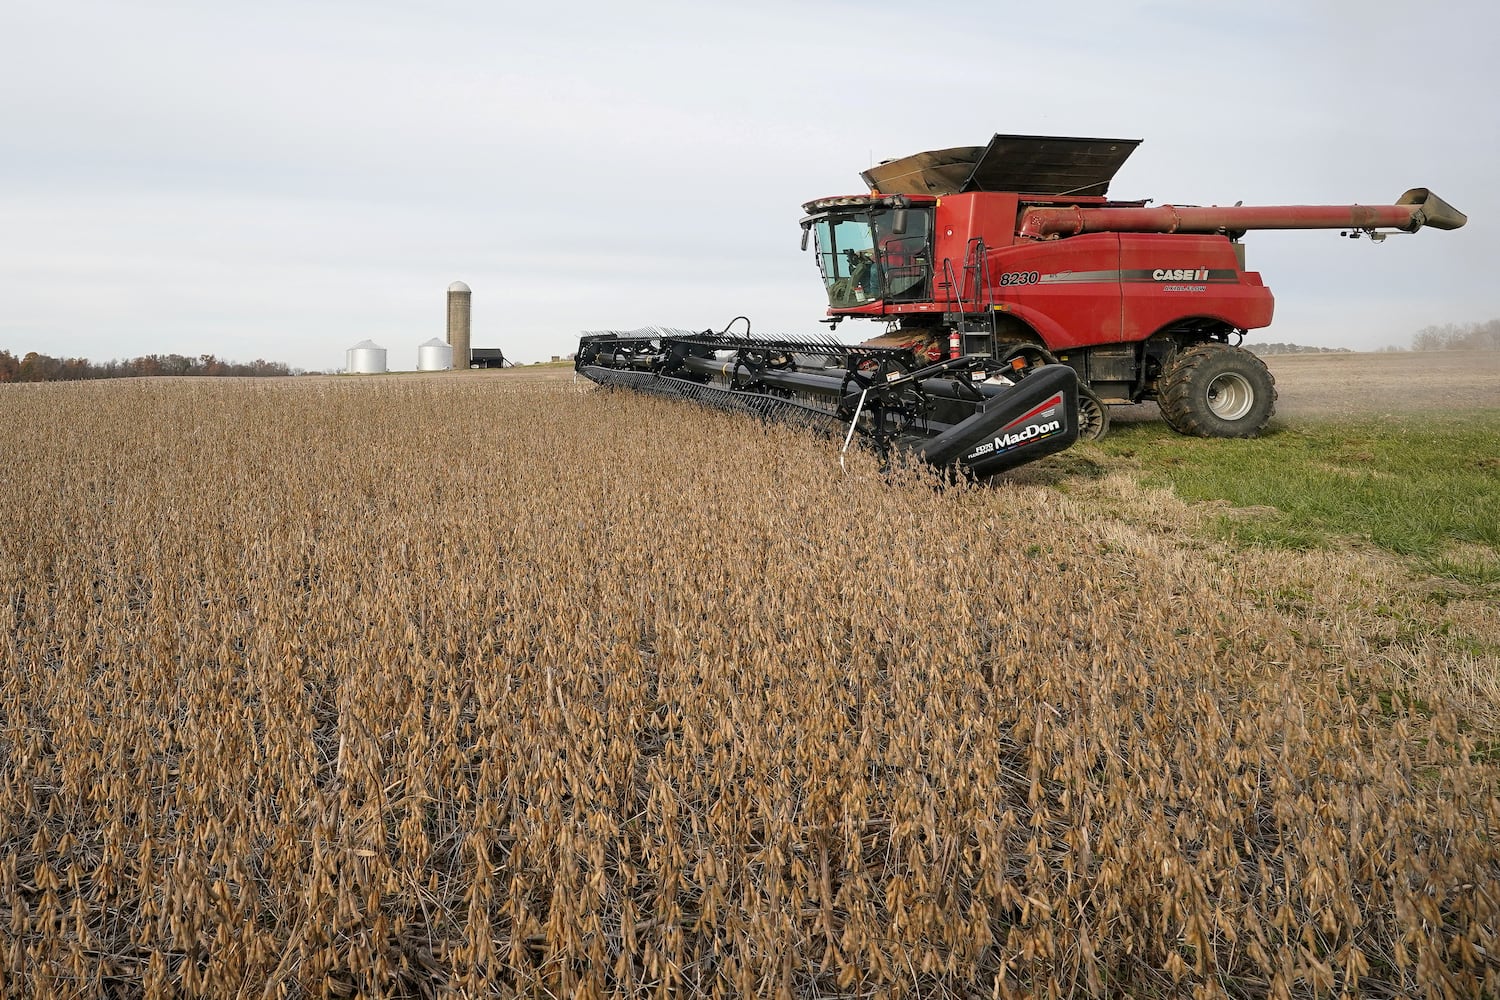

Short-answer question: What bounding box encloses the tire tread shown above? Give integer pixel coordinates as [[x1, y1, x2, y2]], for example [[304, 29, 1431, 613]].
[[1158, 343, 1277, 437]]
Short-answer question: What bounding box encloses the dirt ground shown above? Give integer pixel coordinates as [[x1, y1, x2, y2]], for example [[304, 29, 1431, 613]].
[[1262, 349, 1500, 417], [382, 350, 1500, 423]]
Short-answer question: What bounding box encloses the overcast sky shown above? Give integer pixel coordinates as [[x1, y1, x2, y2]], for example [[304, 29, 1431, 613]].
[[3, 0, 1496, 370]]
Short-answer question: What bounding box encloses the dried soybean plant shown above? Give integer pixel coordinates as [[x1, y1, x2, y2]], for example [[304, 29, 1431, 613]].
[[0, 374, 1495, 999]]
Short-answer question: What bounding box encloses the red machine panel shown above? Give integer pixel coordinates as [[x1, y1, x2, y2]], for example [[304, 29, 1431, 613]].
[[1117, 234, 1273, 344], [984, 235, 1123, 350]]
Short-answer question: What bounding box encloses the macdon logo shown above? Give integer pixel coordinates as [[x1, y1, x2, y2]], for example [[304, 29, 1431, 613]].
[[1153, 268, 1210, 281], [966, 419, 1063, 457]]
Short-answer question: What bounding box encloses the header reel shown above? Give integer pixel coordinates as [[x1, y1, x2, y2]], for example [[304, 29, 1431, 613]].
[[576, 325, 1081, 478]]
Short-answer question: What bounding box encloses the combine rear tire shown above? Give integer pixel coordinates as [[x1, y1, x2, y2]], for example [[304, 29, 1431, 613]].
[[1158, 344, 1276, 438], [1077, 384, 1110, 440]]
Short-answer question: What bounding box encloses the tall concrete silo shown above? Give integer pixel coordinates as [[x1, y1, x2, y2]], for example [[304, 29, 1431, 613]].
[[447, 281, 471, 369]]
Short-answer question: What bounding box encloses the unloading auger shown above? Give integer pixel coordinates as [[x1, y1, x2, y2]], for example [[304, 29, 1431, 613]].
[[575, 322, 1081, 477]]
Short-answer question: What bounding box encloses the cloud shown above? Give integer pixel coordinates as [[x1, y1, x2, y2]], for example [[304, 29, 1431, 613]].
[[2, 0, 1495, 370]]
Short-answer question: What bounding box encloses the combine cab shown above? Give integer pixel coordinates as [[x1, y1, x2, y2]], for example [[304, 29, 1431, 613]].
[[578, 133, 1464, 473]]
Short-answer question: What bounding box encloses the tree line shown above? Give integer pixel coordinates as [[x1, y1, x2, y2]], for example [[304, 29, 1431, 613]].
[[0, 351, 295, 383], [1410, 319, 1500, 351]]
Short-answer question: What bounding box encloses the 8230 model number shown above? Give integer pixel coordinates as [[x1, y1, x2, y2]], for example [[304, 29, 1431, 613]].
[[999, 271, 1040, 286]]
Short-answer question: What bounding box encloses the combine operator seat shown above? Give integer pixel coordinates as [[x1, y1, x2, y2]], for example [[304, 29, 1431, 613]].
[[828, 250, 878, 306]]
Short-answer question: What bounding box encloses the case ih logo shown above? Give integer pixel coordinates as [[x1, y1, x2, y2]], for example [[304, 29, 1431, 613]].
[[1152, 268, 1210, 281]]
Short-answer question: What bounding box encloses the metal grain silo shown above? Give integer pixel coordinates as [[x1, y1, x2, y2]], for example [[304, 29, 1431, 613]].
[[417, 337, 453, 371], [347, 339, 387, 374]]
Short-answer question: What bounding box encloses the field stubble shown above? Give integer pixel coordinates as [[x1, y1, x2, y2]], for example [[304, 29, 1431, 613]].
[[1, 374, 1495, 998]]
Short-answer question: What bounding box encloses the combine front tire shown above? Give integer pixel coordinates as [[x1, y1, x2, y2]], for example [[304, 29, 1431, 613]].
[[1158, 344, 1276, 438]]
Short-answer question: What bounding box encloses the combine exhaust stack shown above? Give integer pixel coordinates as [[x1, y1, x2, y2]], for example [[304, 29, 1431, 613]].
[[576, 328, 1081, 478]]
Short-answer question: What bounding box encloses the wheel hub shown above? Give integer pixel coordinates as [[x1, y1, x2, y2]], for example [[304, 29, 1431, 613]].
[[1206, 372, 1254, 421]]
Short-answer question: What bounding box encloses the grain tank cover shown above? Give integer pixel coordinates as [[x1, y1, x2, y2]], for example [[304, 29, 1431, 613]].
[[862, 134, 1142, 198]]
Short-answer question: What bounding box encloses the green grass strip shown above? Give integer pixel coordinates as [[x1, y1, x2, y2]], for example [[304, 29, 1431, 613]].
[[1095, 411, 1500, 583]]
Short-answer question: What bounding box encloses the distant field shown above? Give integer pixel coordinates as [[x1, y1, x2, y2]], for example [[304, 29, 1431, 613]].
[[1107, 347, 1500, 426], [2, 365, 1495, 998], [464, 347, 1500, 416], [1265, 349, 1500, 418]]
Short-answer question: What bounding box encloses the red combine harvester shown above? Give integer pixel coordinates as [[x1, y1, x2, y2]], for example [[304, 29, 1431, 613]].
[[807, 134, 1465, 438], [578, 134, 1463, 477]]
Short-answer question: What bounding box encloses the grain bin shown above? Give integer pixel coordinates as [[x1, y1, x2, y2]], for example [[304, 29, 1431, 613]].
[[417, 337, 453, 371], [346, 339, 387, 374]]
